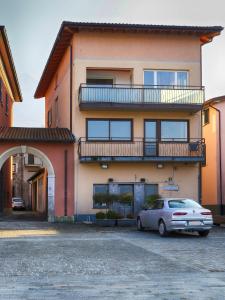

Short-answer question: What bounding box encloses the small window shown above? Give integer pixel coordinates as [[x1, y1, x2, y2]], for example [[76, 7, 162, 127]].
[[93, 184, 109, 208], [203, 109, 209, 125], [28, 154, 34, 165], [5, 94, 9, 114], [47, 109, 52, 128]]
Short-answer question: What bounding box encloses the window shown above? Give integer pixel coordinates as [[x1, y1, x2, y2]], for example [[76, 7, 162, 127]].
[[145, 184, 158, 201], [87, 78, 113, 86], [28, 154, 34, 165], [168, 199, 201, 209], [5, 94, 8, 114], [47, 109, 52, 127], [161, 121, 188, 141], [151, 200, 164, 209], [93, 184, 108, 208], [87, 119, 132, 141], [203, 109, 209, 125], [145, 120, 188, 142], [144, 70, 188, 86]]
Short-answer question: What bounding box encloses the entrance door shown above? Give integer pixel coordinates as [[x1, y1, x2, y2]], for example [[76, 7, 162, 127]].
[[144, 121, 157, 156]]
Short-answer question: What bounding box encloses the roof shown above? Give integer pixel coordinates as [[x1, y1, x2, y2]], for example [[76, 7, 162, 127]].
[[0, 127, 75, 143], [27, 168, 45, 182], [0, 26, 22, 101], [204, 95, 225, 107], [34, 21, 224, 98]]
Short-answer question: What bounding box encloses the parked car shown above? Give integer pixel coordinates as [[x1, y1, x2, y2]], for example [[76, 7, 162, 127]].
[[137, 198, 213, 237], [12, 197, 25, 210]]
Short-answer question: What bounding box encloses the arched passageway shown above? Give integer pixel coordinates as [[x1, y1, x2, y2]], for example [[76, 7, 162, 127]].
[[0, 127, 75, 222]]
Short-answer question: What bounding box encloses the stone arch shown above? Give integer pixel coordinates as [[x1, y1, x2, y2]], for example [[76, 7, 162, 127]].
[[0, 145, 55, 220]]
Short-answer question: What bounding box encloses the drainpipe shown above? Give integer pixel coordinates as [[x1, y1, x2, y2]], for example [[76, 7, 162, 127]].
[[70, 44, 73, 132], [209, 104, 223, 215]]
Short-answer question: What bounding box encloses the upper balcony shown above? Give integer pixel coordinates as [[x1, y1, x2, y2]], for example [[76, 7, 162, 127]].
[[78, 84, 204, 112]]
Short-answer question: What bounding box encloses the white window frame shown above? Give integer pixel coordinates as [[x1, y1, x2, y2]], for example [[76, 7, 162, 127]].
[[144, 70, 189, 86]]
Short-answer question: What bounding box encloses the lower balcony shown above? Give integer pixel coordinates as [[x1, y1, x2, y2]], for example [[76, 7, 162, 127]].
[[78, 138, 205, 163]]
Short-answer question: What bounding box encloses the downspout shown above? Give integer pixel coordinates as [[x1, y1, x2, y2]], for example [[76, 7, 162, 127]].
[[209, 104, 223, 215], [70, 44, 73, 131]]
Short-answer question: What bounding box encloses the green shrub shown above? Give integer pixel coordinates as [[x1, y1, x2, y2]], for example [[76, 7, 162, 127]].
[[106, 210, 119, 219], [119, 193, 133, 205], [96, 212, 106, 220]]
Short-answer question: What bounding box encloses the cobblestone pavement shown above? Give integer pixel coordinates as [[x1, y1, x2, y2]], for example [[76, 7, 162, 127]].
[[0, 222, 225, 299]]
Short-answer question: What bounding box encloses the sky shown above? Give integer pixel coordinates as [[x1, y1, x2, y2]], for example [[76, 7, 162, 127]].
[[0, 0, 224, 127]]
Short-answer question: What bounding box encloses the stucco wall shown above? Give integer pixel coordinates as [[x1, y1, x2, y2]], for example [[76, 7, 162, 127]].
[[75, 162, 199, 217]]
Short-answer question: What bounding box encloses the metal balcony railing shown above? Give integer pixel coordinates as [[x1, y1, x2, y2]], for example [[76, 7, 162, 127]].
[[78, 138, 205, 163], [79, 84, 204, 106]]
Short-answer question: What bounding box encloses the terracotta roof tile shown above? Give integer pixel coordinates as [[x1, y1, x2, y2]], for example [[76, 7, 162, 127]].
[[0, 127, 75, 143]]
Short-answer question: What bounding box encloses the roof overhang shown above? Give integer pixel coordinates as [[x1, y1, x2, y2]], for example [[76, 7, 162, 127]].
[[0, 127, 76, 143], [204, 95, 225, 107], [0, 26, 22, 101], [34, 21, 224, 99]]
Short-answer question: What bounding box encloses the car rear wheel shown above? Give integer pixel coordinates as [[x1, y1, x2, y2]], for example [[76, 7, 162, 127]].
[[137, 218, 144, 231], [198, 230, 210, 237], [159, 220, 168, 237]]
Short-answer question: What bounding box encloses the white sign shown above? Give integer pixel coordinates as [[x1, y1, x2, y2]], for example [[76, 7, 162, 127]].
[[162, 185, 179, 191]]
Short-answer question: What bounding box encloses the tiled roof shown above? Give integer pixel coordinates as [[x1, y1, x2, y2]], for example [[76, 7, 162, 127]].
[[0, 26, 22, 101], [0, 127, 75, 143], [34, 21, 223, 98]]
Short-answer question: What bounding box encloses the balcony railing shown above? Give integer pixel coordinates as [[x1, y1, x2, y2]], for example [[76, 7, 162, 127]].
[[78, 138, 205, 163], [79, 84, 204, 111]]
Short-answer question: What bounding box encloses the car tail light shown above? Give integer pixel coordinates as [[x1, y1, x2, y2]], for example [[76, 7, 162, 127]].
[[201, 212, 212, 215], [173, 212, 187, 216]]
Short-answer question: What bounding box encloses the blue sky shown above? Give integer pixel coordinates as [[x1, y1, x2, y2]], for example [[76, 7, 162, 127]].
[[0, 0, 224, 127]]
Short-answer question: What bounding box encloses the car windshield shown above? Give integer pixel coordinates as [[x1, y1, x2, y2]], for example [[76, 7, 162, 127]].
[[13, 198, 22, 202], [168, 199, 201, 209]]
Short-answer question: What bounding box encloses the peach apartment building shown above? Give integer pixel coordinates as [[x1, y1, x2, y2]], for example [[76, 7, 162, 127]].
[[202, 96, 225, 216], [35, 22, 223, 221]]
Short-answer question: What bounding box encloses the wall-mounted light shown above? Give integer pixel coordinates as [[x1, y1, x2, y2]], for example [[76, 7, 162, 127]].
[[157, 163, 164, 169], [108, 178, 113, 182], [140, 178, 146, 183], [100, 163, 108, 169]]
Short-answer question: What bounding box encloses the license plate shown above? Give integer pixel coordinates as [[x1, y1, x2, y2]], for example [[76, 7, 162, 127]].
[[189, 221, 202, 226]]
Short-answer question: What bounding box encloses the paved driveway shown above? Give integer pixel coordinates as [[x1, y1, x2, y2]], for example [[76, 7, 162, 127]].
[[0, 222, 225, 299]]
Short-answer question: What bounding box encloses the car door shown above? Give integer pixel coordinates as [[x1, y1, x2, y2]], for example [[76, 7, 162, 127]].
[[140, 209, 154, 228], [149, 200, 164, 230]]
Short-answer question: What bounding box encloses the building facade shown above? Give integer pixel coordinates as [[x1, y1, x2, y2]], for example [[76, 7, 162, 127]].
[[35, 22, 223, 221], [0, 26, 22, 214], [202, 96, 225, 215]]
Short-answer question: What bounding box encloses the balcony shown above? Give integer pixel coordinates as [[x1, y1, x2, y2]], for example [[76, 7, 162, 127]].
[[78, 138, 205, 163], [79, 84, 204, 112]]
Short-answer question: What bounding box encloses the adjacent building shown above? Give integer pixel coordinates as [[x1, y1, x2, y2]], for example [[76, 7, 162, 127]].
[[202, 96, 225, 215], [34, 22, 223, 221], [0, 26, 22, 214]]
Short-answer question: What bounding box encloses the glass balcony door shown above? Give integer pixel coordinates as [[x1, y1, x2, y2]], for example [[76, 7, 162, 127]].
[[144, 121, 157, 156]]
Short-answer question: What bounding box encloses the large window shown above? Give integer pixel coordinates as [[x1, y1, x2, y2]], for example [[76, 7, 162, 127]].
[[144, 70, 188, 86], [145, 120, 188, 142], [87, 119, 132, 141]]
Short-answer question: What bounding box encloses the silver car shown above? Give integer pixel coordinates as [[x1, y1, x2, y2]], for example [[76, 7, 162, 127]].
[[12, 197, 25, 210], [137, 198, 213, 237]]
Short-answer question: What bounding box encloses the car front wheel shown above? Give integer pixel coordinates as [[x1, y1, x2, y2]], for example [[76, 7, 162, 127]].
[[198, 230, 210, 237], [137, 218, 144, 231], [159, 220, 168, 237]]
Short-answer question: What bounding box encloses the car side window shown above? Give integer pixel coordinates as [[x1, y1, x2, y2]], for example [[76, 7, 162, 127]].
[[151, 200, 164, 210]]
